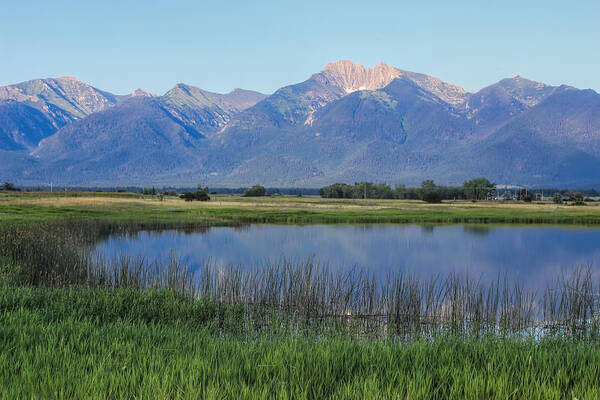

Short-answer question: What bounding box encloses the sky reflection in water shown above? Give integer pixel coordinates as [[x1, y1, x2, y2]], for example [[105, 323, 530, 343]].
[[94, 224, 600, 289]]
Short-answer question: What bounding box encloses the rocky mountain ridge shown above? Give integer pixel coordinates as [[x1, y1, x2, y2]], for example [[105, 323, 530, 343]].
[[1, 60, 599, 187]]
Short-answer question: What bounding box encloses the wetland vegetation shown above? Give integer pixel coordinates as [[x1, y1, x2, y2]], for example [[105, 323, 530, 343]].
[[2, 191, 600, 398]]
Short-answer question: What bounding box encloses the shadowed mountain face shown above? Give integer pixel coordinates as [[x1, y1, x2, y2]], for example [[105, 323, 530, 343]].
[[2, 60, 600, 187], [160, 84, 266, 134], [214, 78, 467, 186], [29, 97, 209, 185], [0, 100, 57, 150], [441, 86, 600, 187], [465, 76, 561, 134], [305, 78, 469, 159], [490, 76, 558, 107], [0, 77, 121, 150]]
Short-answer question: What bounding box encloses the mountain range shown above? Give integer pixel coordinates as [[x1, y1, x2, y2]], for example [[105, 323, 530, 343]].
[[1, 60, 599, 187]]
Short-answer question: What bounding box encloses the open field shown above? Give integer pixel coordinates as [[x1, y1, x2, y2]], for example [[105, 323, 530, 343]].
[[2, 191, 600, 225]]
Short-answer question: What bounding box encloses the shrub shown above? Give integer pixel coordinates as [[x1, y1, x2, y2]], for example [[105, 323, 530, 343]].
[[553, 193, 563, 204], [423, 191, 443, 203], [568, 192, 584, 202], [0, 182, 18, 191], [243, 185, 267, 197], [180, 189, 210, 202]]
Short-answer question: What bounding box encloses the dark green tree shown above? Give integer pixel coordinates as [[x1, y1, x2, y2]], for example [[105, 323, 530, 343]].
[[243, 185, 267, 197], [373, 183, 394, 199], [320, 182, 394, 199], [180, 185, 210, 201], [1, 182, 17, 191], [421, 180, 443, 203], [320, 183, 354, 198], [462, 178, 496, 200]]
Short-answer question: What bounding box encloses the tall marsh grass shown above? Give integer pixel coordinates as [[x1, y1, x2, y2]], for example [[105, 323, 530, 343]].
[[4, 309, 599, 399], [1, 220, 599, 341]]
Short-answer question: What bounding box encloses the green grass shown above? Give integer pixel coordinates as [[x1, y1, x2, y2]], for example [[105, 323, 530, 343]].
[[1, 287, 600, 399], [0, 286, 239, 328], [2, 192, 600, 226]]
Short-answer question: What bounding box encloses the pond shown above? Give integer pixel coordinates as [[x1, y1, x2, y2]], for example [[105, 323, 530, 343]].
[[94, 224, 600, 289]]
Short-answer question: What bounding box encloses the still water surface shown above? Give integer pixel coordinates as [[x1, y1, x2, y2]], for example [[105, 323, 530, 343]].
[[95, 224, 600, 288]]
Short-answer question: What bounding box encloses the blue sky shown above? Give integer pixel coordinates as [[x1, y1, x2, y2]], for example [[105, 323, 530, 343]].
[[1, 0, 598, 95]]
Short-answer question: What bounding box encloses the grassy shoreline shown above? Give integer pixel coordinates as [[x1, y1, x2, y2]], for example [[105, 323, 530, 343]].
[[2, 191, 600, 226]]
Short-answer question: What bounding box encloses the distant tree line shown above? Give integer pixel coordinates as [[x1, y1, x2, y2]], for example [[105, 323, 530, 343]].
[[533, 188, 599, 197], [320, 178, 496, 203], [551, 191, 586, 204], [3, 179, 598, 203], [0, 182, 19, 191], [142, 187, 157, 195], [496, 188, 597, 203], [141, 186, 320, 196]]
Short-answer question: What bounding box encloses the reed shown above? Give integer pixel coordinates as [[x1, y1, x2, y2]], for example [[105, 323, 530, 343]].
[[0, 220, 213, 286], [1, 220, 599, 341]]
